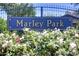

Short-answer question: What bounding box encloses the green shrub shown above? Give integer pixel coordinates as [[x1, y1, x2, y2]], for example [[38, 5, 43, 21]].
[[0, 28, 79, 56], [0, 18, 7, 33]]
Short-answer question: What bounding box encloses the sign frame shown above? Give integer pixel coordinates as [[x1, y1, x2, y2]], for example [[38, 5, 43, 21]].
[[7, 17, 73, 30]]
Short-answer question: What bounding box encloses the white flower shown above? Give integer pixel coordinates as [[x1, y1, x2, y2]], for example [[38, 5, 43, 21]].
[[56, 29, 60, 32], [6, 41, 9, 44], [7, 54, 10, 56], [17, 44, 21, 46], [2, 43, 8, 48], [72, 49, 76, 53], [0, 33, 4, 37], [64, 31, 67, 34], [54, 28, 57, 30], [59, 38, 64, 44], [38, 35, 42, 39], [12, 33, 16, 37], [53, 44, 59, 48], [75, 33, 79, 37], [20, 35, 24, 40], [9, 40, 13, 43], [57, 37, 64, 44], [42, 30, 47, 35], [22, 44, 26, 47], [2, 40, 10, 48], [70, 42, 76, 49], [24, 28, 29, 31], [35, 32, 40, 35]]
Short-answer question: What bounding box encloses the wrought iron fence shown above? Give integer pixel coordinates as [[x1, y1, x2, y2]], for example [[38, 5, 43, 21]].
[[0, 3, 78, 20]]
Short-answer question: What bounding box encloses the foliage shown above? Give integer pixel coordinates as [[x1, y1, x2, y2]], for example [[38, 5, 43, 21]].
[[0, 18, 7, 33], [0, 3, 35, 17], [0, 28, 79, 56]]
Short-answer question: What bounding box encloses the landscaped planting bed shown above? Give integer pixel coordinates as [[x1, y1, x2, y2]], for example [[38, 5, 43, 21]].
[[0, 28, 79, 56]]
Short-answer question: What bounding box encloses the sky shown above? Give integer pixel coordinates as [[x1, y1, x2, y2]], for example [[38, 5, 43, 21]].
[[0, 3, 79, 20], [0, 9, 7, 20]]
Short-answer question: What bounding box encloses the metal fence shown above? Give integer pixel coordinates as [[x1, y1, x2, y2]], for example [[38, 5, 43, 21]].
[[0, 4, 78, 20], [35, 7, 77, 17]]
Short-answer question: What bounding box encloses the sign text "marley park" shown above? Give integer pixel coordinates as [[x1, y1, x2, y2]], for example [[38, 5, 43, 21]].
[[8, 17, 72, 30]]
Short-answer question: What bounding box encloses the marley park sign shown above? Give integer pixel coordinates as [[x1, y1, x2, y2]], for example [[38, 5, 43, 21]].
[[7, 17, 73, 30]]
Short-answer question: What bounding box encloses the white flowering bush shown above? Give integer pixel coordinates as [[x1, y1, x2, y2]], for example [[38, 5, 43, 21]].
[[0, 27, 79, 56]]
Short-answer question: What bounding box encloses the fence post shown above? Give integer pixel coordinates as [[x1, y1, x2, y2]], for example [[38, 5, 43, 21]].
[[41, 7, 43, 17]]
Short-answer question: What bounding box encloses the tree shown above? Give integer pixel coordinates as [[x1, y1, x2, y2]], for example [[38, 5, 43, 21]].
[[0, 3, 35, 17]]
